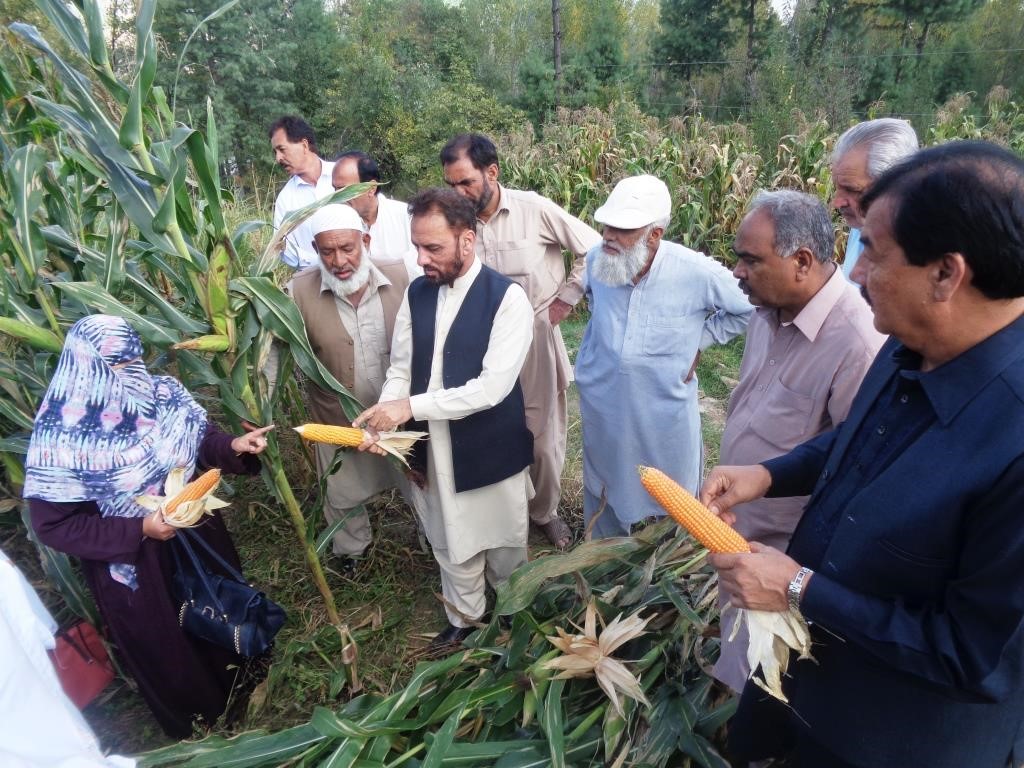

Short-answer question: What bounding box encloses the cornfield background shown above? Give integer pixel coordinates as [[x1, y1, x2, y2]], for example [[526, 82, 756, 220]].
[[1, 0, 1024, 764]]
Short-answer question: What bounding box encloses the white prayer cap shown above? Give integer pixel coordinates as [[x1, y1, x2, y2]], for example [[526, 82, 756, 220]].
[[594, 175, 672, 229], [308, 203, 366, 237]]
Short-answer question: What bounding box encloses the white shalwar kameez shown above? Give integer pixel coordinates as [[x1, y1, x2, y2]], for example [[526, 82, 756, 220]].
[[380, 259, 535, 627]]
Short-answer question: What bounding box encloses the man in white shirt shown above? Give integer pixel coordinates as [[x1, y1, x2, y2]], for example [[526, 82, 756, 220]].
[[333, 150, 420, 280], [354, 188, 534, 646], [831, 118, 918, 282], [269, 115, 336, 269]]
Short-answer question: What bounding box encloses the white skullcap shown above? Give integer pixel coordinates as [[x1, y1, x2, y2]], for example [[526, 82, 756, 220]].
[[594, 175, 672, 229], [308, 203, 366, 237]]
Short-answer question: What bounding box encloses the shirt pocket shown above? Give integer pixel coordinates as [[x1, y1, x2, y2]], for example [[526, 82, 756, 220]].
[[495, 239, 537, 296], [642, 316, 687, 357], [748, 378, 816, 450]]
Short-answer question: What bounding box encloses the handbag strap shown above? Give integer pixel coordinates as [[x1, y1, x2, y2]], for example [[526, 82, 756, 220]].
[[172, 530, 227, 615], [177, 527, 248, 584]]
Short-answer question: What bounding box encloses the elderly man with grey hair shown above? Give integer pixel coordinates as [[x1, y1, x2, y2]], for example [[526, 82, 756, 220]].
[[575, 175, 752, 539], [712, 190, 884, 694], [831, 118, 919, 281]]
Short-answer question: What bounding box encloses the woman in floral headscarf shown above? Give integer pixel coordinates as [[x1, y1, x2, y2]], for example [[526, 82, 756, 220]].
[[23, 315, 274, 739]]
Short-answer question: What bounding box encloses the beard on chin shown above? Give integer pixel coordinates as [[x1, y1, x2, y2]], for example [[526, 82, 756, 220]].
[[320, 252, 372, 298], [592, 238, 651, 286], [425, 256, 464, 287]]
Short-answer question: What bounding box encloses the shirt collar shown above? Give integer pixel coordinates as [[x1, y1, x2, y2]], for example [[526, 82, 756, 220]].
[[293, 157, 331, 188], [788, 264, 847, 341], [891, 312, 1024, 426], [448, 257, 482, 294]]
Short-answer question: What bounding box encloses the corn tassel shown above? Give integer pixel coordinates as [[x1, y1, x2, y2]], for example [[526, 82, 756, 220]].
[[164, 468, 221, 518], [293, 423, 427, 468], [637, 465, 750, 553]]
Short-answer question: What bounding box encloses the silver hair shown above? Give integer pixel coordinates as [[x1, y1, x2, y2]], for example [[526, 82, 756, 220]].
[[747, 189, 835, 264], [832, 118, 919, 179]]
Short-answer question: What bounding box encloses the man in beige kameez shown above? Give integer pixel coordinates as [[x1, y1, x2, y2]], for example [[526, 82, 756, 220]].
[[289, 203, 410, 571], [355, 188, 534, 645], [440, 133, 601, 550]]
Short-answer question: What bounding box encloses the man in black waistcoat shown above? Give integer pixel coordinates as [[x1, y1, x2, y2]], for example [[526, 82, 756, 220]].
[[355, 188, 535, 645]]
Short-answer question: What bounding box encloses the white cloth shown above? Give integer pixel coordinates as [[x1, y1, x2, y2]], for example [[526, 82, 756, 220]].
[[0, 549, 134, 768], [380, 258, 534, 565], [841, 227, 864, 283], [273, 159, 336, 269], [368, 193, 421, 280], [575, 239, 752, 526]]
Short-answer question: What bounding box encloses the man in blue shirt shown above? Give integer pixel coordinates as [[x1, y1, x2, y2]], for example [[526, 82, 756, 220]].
[[704, 141, 1024, 768]]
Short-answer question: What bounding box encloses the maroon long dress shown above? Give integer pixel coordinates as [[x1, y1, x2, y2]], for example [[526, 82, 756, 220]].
[[29, 423, 262, 738]]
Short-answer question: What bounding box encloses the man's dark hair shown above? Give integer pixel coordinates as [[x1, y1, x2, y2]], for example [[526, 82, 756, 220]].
[[440, 133, 499, 171], [267, 116, 318, 155], [336, 150, 381, 195], [408, 187, 477, 234], [861, 140, 1024, 300]]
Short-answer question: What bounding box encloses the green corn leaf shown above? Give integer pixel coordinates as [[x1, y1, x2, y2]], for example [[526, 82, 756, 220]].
[[541, 678, 566, 768], [0, 317, 63, 354], [136, 724, 324, 768], [5, 144, 48, 287], [422, 700, 467, 768], [50, 281, 177, 345]]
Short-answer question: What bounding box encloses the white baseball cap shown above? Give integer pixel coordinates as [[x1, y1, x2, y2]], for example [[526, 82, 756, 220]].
[[308, 203, 366, 237], [593, 175, 672, 229]]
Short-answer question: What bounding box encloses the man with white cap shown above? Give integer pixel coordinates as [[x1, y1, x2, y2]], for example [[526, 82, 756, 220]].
[[575, 175, 752, 538], [288, 203, 411, 571]]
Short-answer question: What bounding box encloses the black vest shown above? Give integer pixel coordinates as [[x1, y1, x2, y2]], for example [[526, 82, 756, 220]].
[[407, 265, 533, 493]]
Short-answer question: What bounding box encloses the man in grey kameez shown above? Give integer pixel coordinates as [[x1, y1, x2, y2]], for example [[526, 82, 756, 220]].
[[575, 176, 753, 538]]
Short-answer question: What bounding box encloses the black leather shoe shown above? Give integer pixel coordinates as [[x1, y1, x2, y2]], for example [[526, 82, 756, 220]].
[[429, 622, 475, 647]]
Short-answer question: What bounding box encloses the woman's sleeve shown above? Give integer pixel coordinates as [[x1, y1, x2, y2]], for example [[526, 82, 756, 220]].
[[197, 421, 261, 476], [29, 498, 145, 563]]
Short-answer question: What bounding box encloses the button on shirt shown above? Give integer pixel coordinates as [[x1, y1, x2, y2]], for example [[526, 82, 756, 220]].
[[273, 159, 336, 269], [324, 266, 390, 404]]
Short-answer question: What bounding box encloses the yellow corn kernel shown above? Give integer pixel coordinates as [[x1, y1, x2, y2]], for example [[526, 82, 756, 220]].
[[164, 468, 221, 517], [638, 465, 750, 553], [293, 423, 366, 447]]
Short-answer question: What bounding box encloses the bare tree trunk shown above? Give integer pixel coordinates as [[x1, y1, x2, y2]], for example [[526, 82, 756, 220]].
[[915, 20, 931, 55], [552, 0, 562, 108]]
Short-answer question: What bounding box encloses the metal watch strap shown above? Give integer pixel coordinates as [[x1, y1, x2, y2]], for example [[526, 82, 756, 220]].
[[787, 567, 813, 613]]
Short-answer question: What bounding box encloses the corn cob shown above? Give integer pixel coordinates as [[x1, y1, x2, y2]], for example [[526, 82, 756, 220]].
[[164, 468, 221, 518], [293, 424, 366, 446], [638, 465, 750, 553]]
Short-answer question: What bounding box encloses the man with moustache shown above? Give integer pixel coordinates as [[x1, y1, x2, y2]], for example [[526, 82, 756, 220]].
[[332, 150, 420, 280], [712, 190, 884, 694], [289, 204, 410, 571], [441, 133, 600, 549], [269, 116, 336, 269], [706, 142, 1024, 768], [354, 188, 534, 645], [830, 118, 918, 281], [574, 175, 752, 538]]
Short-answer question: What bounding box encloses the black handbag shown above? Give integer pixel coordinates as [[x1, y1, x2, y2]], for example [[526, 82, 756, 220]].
[[170, 527, 286, 657]]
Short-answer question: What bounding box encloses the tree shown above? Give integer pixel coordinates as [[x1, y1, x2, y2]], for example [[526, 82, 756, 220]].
[[655, 0, 735, 82]]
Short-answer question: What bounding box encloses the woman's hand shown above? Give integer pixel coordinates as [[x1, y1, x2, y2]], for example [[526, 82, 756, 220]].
[[142, 510, 177, 541], [231, 424, 275, 455]]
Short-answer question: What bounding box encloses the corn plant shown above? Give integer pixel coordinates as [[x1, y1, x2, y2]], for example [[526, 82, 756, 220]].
[[0, 0, 370, 641], [137, 521, 734, 768]]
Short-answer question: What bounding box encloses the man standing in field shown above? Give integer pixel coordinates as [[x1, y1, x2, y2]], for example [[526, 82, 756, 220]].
[[712, 190, 884, 693], [575, 175, 751, 538], [354, 188, 534, 645], [830, 118, 918, 280], [707, 142, 1024, 768], [440, 133, 601, 550], [289, 204, 410, 572], [332, 150, 420, 280], [269, 115, 336, 270]]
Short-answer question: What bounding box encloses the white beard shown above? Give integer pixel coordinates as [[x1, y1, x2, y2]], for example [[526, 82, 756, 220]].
[[591, 236, 652, 287], [319, 250, 372, 298]]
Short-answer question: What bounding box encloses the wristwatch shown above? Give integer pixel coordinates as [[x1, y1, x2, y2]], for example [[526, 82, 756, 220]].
[[787, 567, 813, 613]]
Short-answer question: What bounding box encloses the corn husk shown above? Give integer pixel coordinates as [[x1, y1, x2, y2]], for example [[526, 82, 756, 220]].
[[293, 424, 427, 467], [136, 467, 229, 527]]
